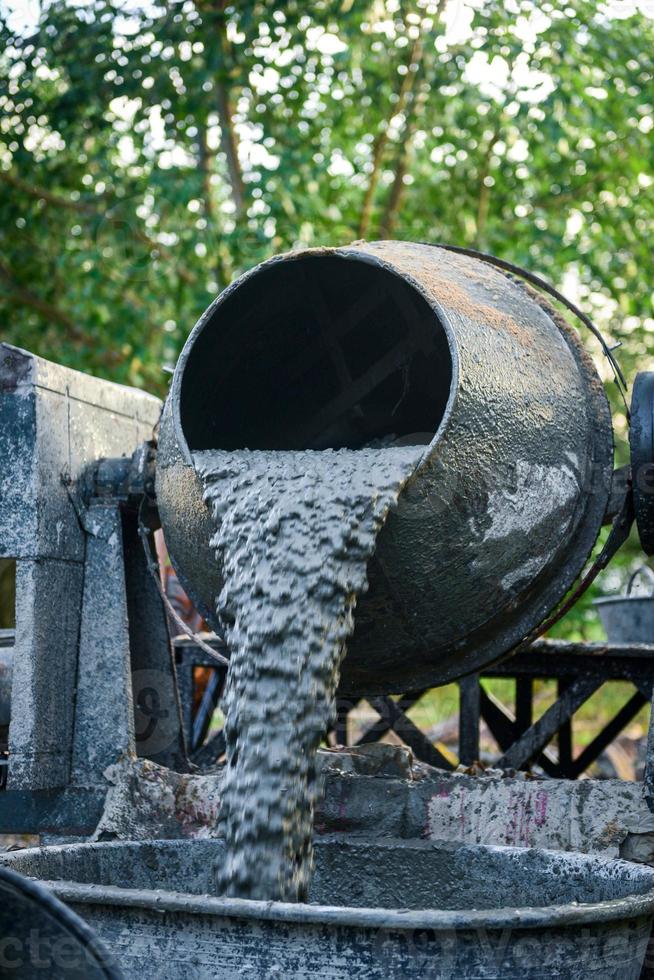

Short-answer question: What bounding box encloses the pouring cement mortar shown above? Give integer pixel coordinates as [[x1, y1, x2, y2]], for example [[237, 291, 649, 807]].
[[194, 446, 423, 901], [3, 837, 654, 979], [157, 241, 613, 694]]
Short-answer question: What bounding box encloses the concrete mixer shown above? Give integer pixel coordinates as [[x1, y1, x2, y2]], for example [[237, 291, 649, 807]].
[[2, 240, 654, 979], [156, 241, 615, 694]]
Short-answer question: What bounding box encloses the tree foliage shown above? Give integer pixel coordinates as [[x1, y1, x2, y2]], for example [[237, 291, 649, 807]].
[[1, 0, 654, 624]]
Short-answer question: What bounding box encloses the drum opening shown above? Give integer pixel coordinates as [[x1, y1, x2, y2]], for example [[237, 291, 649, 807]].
[[179, 253, 454, 450]]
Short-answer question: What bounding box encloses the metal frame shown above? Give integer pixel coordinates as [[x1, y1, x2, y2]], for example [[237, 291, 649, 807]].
[[174, 641, 227, 764], [4, 629, 652, 835], [325, 639, 654, 782], [470, 639, 653, 778], [175, 636, 654, 785]]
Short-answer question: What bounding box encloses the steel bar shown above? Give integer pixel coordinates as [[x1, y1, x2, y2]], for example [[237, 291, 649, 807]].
[[191, 669, 224, 752], [515, 677, 533, 734], [484, 640, 654, 687], [569, 690, 648, 778], [479, 688, 560, 776], [497, 677, 602, 771], [175, 653, 196, 749], [333, 697, 351, 747], [367, 696, 454, 770], [190, 729, 227, 768], [355, 690, 426, 746], [123, 511, 189, 771], [501, 638, 654, 662], [557, 679, 574, 777], [458, 675, 481, 765], [479, 688, 515, 753]]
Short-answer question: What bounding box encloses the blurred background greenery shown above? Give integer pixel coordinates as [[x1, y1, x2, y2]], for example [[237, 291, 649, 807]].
[[1, 0, 654, 760]]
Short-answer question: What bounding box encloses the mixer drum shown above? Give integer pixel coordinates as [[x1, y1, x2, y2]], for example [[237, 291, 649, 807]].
[[156, 241, 613, 694]]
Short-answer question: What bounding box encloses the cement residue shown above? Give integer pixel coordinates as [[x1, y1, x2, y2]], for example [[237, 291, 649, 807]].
[[194, 447, 422, 901]]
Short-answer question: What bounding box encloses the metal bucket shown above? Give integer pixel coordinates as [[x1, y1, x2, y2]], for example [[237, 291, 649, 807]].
[[3, 837, 654, 979], [595, 567, 654, 644], [156, 242, 613, 694]]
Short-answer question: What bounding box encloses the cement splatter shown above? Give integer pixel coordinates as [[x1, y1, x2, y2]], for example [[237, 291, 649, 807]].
[[194, 447, 422, 902]]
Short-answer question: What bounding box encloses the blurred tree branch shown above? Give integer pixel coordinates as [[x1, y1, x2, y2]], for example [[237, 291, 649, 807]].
[[358, 30, 425, 239], [0, 0, 651, 415], [0, 170, 102, 212], [0, 257, 84, 341]]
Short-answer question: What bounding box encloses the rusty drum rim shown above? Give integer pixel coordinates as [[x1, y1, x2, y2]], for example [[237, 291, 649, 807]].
[[37, 875, 654, 932], [5, 841, 654, 933]]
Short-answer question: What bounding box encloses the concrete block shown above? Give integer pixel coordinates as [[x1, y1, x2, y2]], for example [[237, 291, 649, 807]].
[[8, 558, 83, 789]]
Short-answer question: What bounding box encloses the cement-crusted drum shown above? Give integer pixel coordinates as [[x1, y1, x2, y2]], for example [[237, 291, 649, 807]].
[[156, 241, 613, 694], [3, 838, 653, 979]]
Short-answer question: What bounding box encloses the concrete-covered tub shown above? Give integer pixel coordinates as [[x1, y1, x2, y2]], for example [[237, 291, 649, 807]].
[[3, 837, 654, 979]]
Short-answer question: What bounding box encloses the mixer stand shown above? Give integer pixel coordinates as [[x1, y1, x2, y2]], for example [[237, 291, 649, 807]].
[[458, 639, 654, 779], [174, 634, 654, 790]]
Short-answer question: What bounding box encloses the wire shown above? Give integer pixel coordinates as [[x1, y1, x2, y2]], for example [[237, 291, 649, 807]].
[[137, 498, 230, 668], [425, 242, 629, 411], [518, 486, 634, 647], [423, 241, 634, 638]]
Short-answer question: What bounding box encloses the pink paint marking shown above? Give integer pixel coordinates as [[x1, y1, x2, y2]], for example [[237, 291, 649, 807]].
[[534, 789, 549, 827]]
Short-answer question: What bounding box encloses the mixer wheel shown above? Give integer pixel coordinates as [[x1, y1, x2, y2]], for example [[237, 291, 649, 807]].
[[0, 864, 123, 978], [630, 372, 654, 555]]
